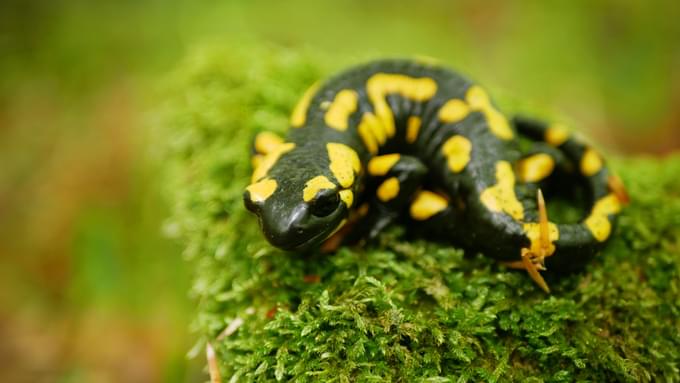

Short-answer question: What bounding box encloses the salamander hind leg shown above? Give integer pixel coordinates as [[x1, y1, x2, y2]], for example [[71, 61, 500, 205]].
[[504, 189, 553, 293]]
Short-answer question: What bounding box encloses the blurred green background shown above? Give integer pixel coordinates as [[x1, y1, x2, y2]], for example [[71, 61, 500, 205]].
[[0, 1, 677, 382]]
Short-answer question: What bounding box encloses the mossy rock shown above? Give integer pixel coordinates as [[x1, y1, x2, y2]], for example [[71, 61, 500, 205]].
[[157, 45, 680, 382]]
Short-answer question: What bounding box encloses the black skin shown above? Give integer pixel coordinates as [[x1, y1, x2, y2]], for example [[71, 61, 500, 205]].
[[244, 59, 624, 273]]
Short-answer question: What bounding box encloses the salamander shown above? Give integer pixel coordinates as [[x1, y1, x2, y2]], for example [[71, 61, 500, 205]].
[[243, 59, 628, 292]]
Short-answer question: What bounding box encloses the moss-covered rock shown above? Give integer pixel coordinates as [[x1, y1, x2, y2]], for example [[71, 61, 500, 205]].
[[158, 45, 680, 382]]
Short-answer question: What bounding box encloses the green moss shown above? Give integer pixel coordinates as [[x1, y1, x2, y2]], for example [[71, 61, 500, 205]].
[[158, 45, 680, 382]]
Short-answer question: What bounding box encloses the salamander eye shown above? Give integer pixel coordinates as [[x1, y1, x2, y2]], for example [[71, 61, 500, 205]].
[[311, 188, 340, 217]]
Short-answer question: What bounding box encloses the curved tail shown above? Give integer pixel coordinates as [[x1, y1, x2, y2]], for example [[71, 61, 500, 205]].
[[511, 116, 629, 290]]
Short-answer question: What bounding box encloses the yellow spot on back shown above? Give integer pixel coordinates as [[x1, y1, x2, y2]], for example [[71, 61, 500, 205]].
[[442, 135, 472, 173], [465, 85, 513, 140], [246, 178, 278, 203], [480, 161, 524, 220], [465, 85, 490, 109], [585, 193, 621, 241], [406, 116, 422, 144], [364, 112, 387, 145], [357, 112, 385, 154], [545, 124, 569, 146], [327, 143, 361, 188], [366, 73, 437, 138], [368, 153, 401, 176], [377, 177, 400, 202], [251, 143, 296, 182], [254, 131, 284, 154], [517, 153, 555, 183], [581, 148, 603, 176], [523, 221, 559, 257], [251, 154, 263, 169], [290, 82, 320, 127], [439, 99, 470, 123], [410, 190, 448, 220], [303, 175, 336, 202], [325, 89, 359, 131], [485, 110, 512, 139], [339, 189, 354, 208], [358, 123, 379, 154]]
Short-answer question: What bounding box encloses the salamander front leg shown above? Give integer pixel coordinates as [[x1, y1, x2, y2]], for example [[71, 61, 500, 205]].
[[350, 154, 427, 243]]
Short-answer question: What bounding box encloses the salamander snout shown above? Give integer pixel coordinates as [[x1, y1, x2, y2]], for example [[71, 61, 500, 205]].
[[261, 204, 309, 249], [261, 203, 344, 251]]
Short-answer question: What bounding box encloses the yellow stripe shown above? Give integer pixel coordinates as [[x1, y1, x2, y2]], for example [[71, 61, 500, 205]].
[[325, 89, 359, 131], [479, 161, 524, 220], [485, 110, 513, 140], [327, 143, 361, 188], [251, 154, 263, 169], [465, 85, 513, 140], [290, 82, 320, 127], [254, 131, 283, 154], [366, 73, 438, 139], [367, 113, 387, 145], [584, 193, 621, 241], [246, 178, 278, 203], [251, 143, 296, 182], [358, 119, 379, 155]]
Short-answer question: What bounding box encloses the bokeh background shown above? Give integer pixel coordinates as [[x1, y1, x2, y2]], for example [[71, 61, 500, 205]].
[[1, 1, 678, 382]]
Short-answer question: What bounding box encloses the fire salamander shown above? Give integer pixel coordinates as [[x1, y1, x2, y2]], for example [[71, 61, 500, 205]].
[[243, 59, 629, 293]]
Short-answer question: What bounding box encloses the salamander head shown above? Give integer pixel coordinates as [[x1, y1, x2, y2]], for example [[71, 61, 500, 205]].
[[244, 145, 356, 251]]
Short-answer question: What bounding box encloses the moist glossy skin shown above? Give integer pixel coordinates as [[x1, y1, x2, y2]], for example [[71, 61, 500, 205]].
[[244, 59, 625, 278]]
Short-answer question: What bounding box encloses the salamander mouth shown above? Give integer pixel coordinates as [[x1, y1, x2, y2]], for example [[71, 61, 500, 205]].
[[282, 225, 335, 252]]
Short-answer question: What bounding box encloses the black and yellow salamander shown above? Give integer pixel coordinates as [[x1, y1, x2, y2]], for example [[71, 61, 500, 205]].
[[243, 59, 629, 293]]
